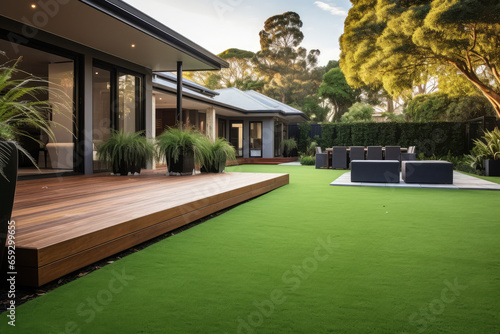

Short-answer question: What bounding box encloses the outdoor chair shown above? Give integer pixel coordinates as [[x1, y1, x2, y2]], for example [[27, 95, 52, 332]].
[[349, 146, 365, 169], [315, 147, 328, 169], [349, 146, 365, 161], [366, 146, 382, 160], [401, 145, 416, 161], [331, 146, 347, 169], [385, 146, 401, 161]]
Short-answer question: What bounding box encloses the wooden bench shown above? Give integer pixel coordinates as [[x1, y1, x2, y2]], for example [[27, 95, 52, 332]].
[[402, 161, 453, 184], [350, 160, 400, 183]]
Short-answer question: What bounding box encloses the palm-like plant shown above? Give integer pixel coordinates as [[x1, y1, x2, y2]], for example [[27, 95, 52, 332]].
[[0, 57, 71, 179], [97, 130, 155, 175], [467, 127, 500, 170], [474, 127, 500, 160]]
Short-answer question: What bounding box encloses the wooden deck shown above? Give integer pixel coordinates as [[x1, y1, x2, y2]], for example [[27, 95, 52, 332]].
[[227, 157, 299, 166], [10, 171, 289, 287]]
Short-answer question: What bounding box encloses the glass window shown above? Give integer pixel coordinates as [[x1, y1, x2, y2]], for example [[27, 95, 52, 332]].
[[198, 112, 206, 134], [218, 119, 227, 139], [92, 65, 144, 172], [118, 72, 141, 133], [93, 68, 111, 171], [0, 39, 75, 175], [230, 122, 243, 157], [250, 122, 262, 158]]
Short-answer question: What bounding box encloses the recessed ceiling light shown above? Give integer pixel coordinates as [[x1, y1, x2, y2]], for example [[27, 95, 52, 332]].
[[95, 72, 99, 75], [31, 4, 36, 8], [131, 44, 136, 48]]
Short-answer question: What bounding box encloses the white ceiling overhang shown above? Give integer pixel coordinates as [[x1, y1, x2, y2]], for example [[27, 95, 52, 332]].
[[0, 0, 228, 71]]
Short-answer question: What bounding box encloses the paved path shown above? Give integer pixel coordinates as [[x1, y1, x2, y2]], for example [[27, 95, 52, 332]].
[[330, 171, 500, 190]]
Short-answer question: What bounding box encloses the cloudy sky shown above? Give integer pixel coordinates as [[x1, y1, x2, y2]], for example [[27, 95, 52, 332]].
[[123, 0, 352, 66]]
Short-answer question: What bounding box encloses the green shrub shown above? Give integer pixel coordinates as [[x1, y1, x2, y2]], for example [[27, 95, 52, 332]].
[[281, 138, 298, 157], [300, 155, 315, 165], [341, 103, 375, 123], [298, 122, 310, 153], [300, 121, 469, 157]]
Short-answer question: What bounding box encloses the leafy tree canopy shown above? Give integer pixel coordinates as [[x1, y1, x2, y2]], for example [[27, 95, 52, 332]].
[[218, 48, 255, 60], [341, 102, 375, 123], [340, 0, 500, 117], [185, 48, 264, 90], [254, 12, 321, 105], [319, 67, 359, 121], [299, 96, 329, 122], [404, 92, 496, 122]]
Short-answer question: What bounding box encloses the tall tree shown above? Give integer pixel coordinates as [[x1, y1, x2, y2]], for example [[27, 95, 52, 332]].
[[318, 66, 359, 121], [186, 48, 264, 90], [340, 0, 500, 117], [254, 12, 321, 105]]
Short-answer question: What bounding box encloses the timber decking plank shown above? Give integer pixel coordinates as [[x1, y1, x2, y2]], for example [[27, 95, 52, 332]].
[[10, 172, 289, 286], [14, 173, 279, 242]]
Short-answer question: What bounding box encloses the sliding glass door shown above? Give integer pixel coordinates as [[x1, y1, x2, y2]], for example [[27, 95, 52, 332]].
[[92, 64, 144, 171]]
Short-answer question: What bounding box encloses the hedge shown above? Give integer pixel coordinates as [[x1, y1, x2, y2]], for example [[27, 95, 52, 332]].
[[297, 122, 478, 157]]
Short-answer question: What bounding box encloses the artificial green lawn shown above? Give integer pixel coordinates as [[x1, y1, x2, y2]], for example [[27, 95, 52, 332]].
[[2, 165, 500, 333]]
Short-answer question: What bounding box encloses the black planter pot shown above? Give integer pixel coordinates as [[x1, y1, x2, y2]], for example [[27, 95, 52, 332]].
[[201, 161, 226, 173], [0, 142, 18, 272], [167, 150, 194, 174], [112, 160, 143, 176], [485, 159, 500, 176], [283, 148, 297, 158]]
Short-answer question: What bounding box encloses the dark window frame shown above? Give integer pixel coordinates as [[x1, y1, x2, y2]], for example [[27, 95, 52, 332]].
[[249, 121, 263, 158], [229, 120, 243, 158], [0, 30, 84, 175], [93, 60, 146, 133]]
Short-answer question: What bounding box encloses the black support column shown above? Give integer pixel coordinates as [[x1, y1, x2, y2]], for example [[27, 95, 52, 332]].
[[176, 61, 183, 129]]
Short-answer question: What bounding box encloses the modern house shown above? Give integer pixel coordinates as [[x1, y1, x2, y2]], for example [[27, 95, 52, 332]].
[[152, 73, 308, 160], [0, 0, 307, 178]]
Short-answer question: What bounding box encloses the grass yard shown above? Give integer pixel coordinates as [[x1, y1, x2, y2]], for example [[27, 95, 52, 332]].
[[2, 165, 499, 333]]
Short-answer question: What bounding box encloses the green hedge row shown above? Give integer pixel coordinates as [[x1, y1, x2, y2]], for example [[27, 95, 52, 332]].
[[298, 122, 477, 157]]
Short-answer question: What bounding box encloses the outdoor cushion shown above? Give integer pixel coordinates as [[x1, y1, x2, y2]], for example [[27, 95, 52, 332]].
[[351, 160, 400, 183], [402, 160, 453, 184]]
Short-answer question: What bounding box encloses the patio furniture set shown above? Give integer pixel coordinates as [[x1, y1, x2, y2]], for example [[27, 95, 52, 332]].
[[316, 145, 453, 185]]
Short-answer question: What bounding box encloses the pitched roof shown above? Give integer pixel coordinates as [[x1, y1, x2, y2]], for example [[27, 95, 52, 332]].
[[152, 77, 308, 121]]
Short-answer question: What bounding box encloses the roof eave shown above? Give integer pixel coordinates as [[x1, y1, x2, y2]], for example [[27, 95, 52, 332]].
[[81, 0, 229, 70]]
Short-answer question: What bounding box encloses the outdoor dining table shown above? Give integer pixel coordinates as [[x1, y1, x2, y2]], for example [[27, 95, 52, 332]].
[[325, 147, 408, 169]]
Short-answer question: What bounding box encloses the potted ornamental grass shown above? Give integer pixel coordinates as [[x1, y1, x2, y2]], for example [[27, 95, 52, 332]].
[[156, 127, 207, 175], [97, 130, 156, 175], [200, 137, 236, 173]]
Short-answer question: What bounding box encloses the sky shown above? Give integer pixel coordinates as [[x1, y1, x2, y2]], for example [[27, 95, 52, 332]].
[[123, 0, 352, 66]]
